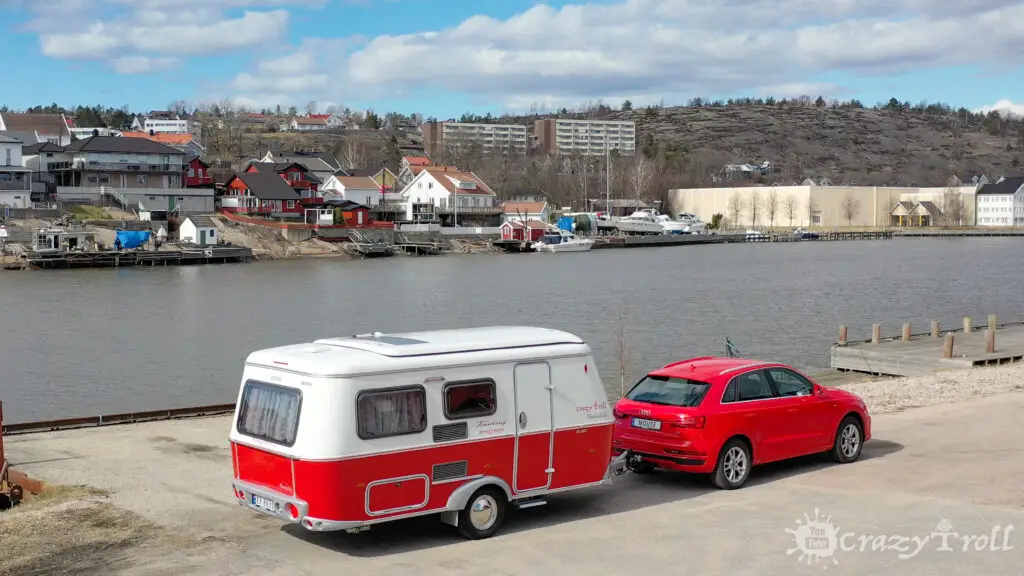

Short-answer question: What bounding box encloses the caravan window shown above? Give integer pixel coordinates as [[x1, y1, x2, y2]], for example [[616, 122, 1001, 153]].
[[444, 379, 497, 419], [357, 386, 427, 439], [236, 381, 302, 446]]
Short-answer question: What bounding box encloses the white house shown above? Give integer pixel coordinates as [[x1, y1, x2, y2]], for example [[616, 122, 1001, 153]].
[[131, 115, 190, 134], [975, 176, 1024, 227], [0, 112, 72, 145], [0, 134, 31, 208], [400, 166, 498, 223], [501, 200, 551, 223], [320, 175, 384, 206], [287, 117, 327, 131], [179, 215, 218, 245], [70, 127, 122, 139]]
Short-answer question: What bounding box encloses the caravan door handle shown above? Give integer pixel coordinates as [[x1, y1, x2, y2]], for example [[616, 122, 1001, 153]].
[[518, 411, 528, 428]]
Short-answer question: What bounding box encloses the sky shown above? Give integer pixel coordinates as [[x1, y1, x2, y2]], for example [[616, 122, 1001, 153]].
[[2, 0, 1024, 118]]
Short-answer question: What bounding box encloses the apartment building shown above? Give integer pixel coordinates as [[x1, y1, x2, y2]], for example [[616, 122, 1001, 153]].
[[534, 118, 636, 156], [421, 121, 529, 157]]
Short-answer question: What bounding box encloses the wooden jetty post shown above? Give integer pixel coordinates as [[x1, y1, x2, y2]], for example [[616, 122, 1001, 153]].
[[931, 320, 940, 338], [989, 314, 997, 334], [963, 316, 972, 336], [986, 329, 996, 353], [871, 323, 881, 344], [902, 322, 912, 342], [943, 333, 955, 358], [838, 325, 848, 346]]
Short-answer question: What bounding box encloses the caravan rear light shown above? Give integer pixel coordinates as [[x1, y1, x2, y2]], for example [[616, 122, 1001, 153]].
[[286, 503, 299, 519]]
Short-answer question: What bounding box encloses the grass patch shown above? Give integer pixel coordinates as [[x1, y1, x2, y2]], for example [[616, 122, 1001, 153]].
[[0, 484, 157, 576], [68, 205, 111, 220]]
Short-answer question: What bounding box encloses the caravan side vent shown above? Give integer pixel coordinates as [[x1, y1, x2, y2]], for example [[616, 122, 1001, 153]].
[[432, 460, 469, 482], [432, 422, 468, 443]]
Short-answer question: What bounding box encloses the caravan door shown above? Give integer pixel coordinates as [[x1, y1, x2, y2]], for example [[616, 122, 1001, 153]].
[[513, 362, 554, 493]]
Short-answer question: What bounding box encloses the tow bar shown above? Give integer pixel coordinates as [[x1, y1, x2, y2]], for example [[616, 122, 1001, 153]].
[[608, 450, 640, 478]]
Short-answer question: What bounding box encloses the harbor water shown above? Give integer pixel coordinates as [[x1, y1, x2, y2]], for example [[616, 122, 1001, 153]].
[[2, 237, 1023, 423]]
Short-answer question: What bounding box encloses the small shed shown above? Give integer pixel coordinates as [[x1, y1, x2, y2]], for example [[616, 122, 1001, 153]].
[[180, 215, 218, 245], [500, 220, 548, 242]]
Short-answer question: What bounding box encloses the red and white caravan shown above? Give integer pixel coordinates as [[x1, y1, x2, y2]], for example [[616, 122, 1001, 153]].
[[228, 326, 625, 539]]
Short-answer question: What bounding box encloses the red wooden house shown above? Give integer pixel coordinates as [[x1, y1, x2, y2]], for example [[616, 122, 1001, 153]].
[[500, 220, 549, 241], [221, 171, 303, 217], [245, 162, 320, 198], [183, 156, 214, 188]]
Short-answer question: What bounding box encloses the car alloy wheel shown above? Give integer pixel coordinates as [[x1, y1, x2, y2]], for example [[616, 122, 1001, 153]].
[[831, 416, 864, 464], [712, 439, 752, 490]]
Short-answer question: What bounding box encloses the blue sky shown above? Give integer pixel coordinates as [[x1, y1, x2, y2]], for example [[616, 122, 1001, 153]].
[[3, 0, 1023, 118]]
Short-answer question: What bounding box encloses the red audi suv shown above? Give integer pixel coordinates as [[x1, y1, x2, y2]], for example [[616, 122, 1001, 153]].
[[612, 357, 871, 489]]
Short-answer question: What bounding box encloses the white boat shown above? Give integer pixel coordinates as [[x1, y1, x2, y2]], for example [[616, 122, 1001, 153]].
[[676, 212, 707, 234], [532, 230, 595, 252], [613, 210, 664, 235]]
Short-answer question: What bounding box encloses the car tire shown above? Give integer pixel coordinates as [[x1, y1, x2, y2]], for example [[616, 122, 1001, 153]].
[[457, 486, 507, 540], [831, 416, 864, 464], [711, 438, 752, 490]]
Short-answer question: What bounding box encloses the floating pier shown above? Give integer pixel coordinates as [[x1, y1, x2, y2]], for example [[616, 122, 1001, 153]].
[[24, 246, 254, 269], [830, 315, 1024, 377]]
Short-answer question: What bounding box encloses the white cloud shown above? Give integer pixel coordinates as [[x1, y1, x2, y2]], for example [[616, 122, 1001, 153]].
[[26, 0, 294, 75], [976, 100, 1024, 118], [110, 56, 181, 74], [236, 0, 1024, 109]]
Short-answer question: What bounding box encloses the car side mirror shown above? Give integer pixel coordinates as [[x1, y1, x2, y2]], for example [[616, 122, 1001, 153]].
[[814, 384, 824, 396]]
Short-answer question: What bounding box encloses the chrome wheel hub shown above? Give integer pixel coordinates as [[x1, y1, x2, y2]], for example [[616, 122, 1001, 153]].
[[841, 424, 860, 458], [469, 494, 498, 531], [723, 446, 748, 483]]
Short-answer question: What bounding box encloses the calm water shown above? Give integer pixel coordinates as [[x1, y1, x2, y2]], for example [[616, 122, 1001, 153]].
[[1, 238, 1021, 423]]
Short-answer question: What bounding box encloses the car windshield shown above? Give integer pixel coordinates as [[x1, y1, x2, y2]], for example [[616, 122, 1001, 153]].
[[625, 375, 710, 407]]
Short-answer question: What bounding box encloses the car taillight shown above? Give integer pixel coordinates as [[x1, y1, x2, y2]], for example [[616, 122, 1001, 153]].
[[612, 408, 625, 419], [673, 415, 706, 429]]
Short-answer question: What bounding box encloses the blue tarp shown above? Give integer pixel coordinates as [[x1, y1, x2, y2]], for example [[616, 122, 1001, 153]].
[[557, 216, 575, 231], [116, 230, 151, 249]]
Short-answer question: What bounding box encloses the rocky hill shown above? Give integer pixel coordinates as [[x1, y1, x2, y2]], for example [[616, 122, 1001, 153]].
[[606, 102, 1021, 187]]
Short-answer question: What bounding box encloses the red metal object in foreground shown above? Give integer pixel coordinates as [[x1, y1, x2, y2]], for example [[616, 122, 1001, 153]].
[[0, 400, 5, 469]]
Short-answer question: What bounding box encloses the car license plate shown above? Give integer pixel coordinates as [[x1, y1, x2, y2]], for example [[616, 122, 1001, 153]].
[[251, 494, 276, 512], [631, 417, 661, 431]]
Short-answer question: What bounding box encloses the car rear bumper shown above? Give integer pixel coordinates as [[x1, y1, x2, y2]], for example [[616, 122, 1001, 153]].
[[613, 433, 716, 473]]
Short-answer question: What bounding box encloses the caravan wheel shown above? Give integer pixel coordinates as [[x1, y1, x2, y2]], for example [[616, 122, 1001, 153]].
[[457, 487, 506, 540]]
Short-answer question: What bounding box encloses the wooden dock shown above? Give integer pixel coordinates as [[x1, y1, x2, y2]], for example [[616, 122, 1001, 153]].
[[830, 316, 1024, 377], [593, 233, 745, 249], [25, 246, 254, 269]]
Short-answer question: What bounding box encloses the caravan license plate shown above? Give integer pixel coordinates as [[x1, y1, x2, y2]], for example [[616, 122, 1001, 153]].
[[631, 417, 661, 431], [251, 494, 276, 512]]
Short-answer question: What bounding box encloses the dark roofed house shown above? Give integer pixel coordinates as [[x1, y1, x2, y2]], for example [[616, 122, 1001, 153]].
[[222, 171, 302, 217], [64, 136, 186, 189], [0, 112, 72, 145], [244, 160, 320, 198], [975, 176, 1024, 227]]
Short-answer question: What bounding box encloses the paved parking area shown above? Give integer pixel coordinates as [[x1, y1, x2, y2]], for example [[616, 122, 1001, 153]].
[[7, 392, 1023, 575]]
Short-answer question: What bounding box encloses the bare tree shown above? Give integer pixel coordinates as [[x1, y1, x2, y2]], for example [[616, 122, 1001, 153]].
[[766, 189, 779, 228], [783, 195, 798, 227], [807, 196, 819, 227], [324, 104, 338, 115], [728, 193, 743, 230], [748, 190, 761, 227], [305, 101, 317, 115], [167, 100, 191, 117], [613, 307, 634, 397], [339, 137, 367, 171], [840, 194, 861, 226], [628, 154, 654, 203], [942, 185, 966, 227]]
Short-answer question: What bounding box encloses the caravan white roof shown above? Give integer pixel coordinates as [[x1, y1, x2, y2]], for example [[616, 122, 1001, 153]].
[[245, 326, 589, 377]]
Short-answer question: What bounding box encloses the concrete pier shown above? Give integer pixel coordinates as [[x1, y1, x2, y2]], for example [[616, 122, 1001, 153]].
[[831, 317, 1024, 376]]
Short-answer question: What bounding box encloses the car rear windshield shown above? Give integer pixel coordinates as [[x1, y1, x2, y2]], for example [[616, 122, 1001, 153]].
[[236, 381, 302, 446], [625, 375, 710, 407]]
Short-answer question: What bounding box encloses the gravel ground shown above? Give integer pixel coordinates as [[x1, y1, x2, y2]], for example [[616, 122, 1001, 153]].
[[837, 363, 1024, 414]]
